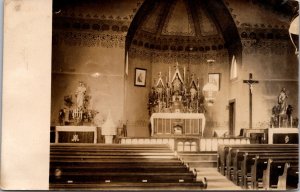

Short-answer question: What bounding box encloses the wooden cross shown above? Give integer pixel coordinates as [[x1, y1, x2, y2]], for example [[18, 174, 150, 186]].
[[243, 73, 259, 129]]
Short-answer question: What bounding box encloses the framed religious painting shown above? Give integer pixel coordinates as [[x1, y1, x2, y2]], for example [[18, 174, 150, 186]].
[[208, 73, 221, 91], [134, 68, 147, 87]]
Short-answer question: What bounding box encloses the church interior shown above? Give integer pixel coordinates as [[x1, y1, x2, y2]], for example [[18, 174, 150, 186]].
[[49, 0, 299, 190]]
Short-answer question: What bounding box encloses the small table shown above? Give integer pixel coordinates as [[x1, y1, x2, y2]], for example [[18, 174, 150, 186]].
[[55, 126, 97, 144]]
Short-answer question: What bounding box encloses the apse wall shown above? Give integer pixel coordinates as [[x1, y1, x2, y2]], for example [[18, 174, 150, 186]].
[[125, 0, 234, 137], [126, 45, 231, 137]]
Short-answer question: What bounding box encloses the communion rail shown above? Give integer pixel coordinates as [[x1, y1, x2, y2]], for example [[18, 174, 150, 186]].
[[120, 137, 250, 152]]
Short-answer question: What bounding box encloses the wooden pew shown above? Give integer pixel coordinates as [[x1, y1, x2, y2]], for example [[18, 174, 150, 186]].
[[50, 144, 207, 190], [226, 147, 298, 180], [217, 144, 297, 175], [229, 149, 298, 183], [262, 158, 298, 190], [277, 163, 299, 190], [249, 156, 298, 189], [242, 153, 298, 189]]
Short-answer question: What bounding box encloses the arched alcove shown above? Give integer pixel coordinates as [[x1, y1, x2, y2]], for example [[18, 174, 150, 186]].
[[125, 0, 242, 137]]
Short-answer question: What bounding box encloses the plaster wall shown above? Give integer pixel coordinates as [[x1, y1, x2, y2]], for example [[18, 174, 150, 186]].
[[125, 53, 152, 137], [51, 43, 125, 127], [230, 43, 298, 136]]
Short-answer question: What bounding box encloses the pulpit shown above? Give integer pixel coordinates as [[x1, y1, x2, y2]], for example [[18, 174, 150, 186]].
[[150, 113, 205, 137]]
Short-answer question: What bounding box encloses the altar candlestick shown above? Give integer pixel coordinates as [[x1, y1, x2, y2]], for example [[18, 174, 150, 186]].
[[169, 66, 171, 83], [158, 101, 161, 113], [184, 67, 186, 82]]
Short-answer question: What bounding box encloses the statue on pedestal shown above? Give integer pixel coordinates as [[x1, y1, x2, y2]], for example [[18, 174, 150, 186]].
[[270, 88, 295, 128], [60, 82, 98, 126], [278, 88, 288, 115], [75, 81, 87, 110]]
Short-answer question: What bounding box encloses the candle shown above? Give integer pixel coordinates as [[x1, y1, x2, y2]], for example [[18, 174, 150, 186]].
[[169, 66, 171, 83], [184, 67, 186, 82]]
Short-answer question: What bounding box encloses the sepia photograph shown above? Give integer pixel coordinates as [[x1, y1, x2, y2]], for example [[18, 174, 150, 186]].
[[135, 68, 147, 86], [1, 0, 299, 190], [208, 73, 221, 91]]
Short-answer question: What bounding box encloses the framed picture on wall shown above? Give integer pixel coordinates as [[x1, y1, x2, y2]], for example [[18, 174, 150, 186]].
[[208, 73, 221, 91], [134, 68, 147, 87]]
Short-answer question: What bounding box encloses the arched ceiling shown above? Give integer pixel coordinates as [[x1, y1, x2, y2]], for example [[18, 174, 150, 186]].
[[127, 0, 232, 52], [139, 0, 219, 37]]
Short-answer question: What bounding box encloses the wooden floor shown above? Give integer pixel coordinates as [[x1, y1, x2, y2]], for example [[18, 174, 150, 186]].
[[196, 168, 241, 190], [177, 152, 241, 190]]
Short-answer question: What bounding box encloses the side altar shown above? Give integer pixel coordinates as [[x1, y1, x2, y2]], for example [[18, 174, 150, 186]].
[[55, 126, 97, 144], [53, 81, 118, 144], [148, 62, 207, 138]]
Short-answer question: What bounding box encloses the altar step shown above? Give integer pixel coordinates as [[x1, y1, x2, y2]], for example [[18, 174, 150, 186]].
[[176, 152, 241, 190], [196, 168, 241, 190], [177, 152, 218, 168]]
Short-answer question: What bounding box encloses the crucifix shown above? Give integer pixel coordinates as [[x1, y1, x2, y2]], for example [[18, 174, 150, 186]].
[[243, 73, 259, 129]]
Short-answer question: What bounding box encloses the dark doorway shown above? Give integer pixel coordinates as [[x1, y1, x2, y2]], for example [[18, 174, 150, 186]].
[[229, 100, 236, 136]]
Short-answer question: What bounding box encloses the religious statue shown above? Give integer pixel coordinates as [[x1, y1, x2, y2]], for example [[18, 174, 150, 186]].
[[190, 86, 197, 101], [75, 81, 87, 110], [172, 97, 184, 113], [278, 88, 288, 115], [172, 90, 182, 102], [173, 75, 182, 92]]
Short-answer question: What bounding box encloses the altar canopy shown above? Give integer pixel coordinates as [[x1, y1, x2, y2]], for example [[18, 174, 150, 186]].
[[150, 113, 205, 137], [148, 63, 206, 115]]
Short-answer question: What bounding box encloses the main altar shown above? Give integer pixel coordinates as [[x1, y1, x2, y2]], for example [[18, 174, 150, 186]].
[[150, 113, 205, 137], [148, 63, 207, 138]]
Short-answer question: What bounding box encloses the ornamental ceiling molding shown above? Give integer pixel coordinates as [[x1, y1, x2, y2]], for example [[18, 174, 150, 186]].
[[53, 1, 143, 21], [223, 0, 290, 30], [130, 36, 225, 53], [53, 17, 131, 34], [131, 30, 225, 52], [52, 31, 125, 48], [134, 30, 224, 44], [129, 46, 228, 65], [241, 39, 293, 55], [238, 27, 291, 42]]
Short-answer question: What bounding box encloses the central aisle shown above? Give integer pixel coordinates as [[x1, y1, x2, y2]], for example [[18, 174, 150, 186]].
[[196, 167, 241, 190]]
